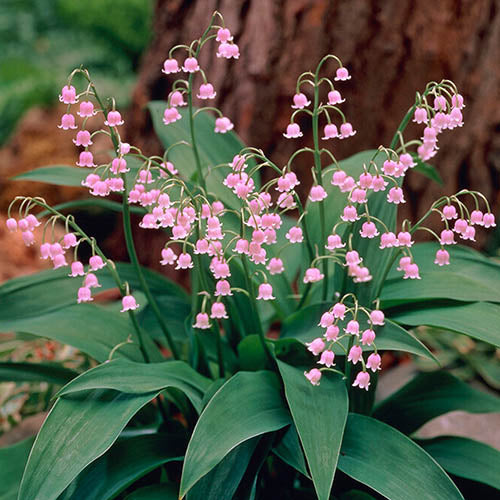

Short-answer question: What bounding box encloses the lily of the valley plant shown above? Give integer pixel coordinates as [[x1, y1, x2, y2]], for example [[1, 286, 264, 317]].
[[2, 11, 500, 500]]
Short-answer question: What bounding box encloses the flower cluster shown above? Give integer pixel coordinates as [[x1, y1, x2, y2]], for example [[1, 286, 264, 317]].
[[304, 295, 384, 390], [6, 12, 496, 390]]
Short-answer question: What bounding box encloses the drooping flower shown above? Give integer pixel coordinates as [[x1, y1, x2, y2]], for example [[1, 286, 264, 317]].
[[347, 345, 363, 364], [78, 101, 95, 117], [370, 310, 385, 325], [328, 90, 344, 104], [309, 185, 327, 202], [303, 267, 324, 283], [194, 312, 211, 329], [304, 368, 322, 386], [58, 113, 77, 130], [104, 111, 124, 127], [121, 294, 139, 312], [257, 283, 275, 300], [89, 255, 105, 271], [163, 107, 182, 125], [318, 350, 335, 367], [345, 320, 360, 336], [214, 117, 234, 133], [162, 58, 181, 74], [339, 122, 356, 139], [286, 226, 303, 243], [77, 286, 93, 303], [335, 67, 351, 81], [306, 337, 325, 356], [361, 329, 376, 346], [210, 302, 228, 319], [215, 280, 233, 297], [353, 371, 370, 390], [291, 92, 311, 109], [434, 249, 450, 266], [366, 353, 382, 372], [322, 123, 338, 139], [59, 85, 77, 104], [182, 57, 200, 72], [197, 83, 217, 99], [283, 123, 303, 139], [267, 257, 284, 275]]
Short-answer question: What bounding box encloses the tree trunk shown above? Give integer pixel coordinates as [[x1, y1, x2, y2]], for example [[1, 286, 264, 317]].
[[128, 0, 500, 234]]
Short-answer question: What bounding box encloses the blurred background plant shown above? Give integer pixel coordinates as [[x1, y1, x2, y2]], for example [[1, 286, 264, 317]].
[[0, 0, 153, 146]]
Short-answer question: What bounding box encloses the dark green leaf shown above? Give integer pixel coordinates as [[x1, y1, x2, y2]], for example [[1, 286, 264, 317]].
[[338, 414, 463, 500], [179, 371, 291, 497], [273, 425, 310, 479], [411, 156, 443, 185], [56, 359, 211, 413], [0, 361, 77, 385], [382, 243, 500, 306], [186, 438, 259, 500], [278, 362, 348, 500], [390, 301, 500, 348], [19, 389, 160, 500], [125, 484, 178, 500], [60, 434, 184, 500], [416, 436, 500, 490], [0, 436, 35, 500], [373, 371, 500, 434]]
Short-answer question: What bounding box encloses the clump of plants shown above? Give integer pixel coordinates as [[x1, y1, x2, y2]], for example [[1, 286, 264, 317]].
[[2, 11, 500, 500]]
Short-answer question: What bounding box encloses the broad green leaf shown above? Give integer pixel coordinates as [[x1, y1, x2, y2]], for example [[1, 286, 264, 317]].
[[19, 389, 160, 500], [0, 304, 159, 363], [0, 361, 77, 385], [0, 263, 187, 322], [389, 301, 500, 348], [416, 436, 500, 490], [373, 371, 500, 434], [125, 484, 178, 500], [281, 302, 436, 361], [238, 334, 268, 371], [339, 490, 377, 500], [179, 371, 291, 497], [39, 198, 145, 216], [12, 155, 142, 187], [148, 103, 258, 209], [57, 359, 211, 413], [11, 165, 88, 187], [411, 154, 443, 185], [60, 434, 184, 500], [382, 243, 500, 306], [273, 425, 310, 478], [338, 414, 463, 500], [278, 361, 348, 500], [187, 438, 259, 500], [0, 436, 35, 500]]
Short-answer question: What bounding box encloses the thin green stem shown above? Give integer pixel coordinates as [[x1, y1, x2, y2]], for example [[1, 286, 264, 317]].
[[121, 174, 181, 359], [241, 256, 274, 366]]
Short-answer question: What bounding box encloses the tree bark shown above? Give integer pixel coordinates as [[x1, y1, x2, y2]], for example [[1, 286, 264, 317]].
[[128, 0, 500, 231]]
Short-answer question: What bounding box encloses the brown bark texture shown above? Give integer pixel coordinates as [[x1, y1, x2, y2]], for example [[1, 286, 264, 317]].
[[128, 0, 500, 228]]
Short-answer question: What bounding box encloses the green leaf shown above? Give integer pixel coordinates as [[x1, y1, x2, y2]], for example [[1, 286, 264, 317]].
[[0, 361, 77, 385], [0, 436, 35, 500], [12, 155, 142, 187], [60, 434, 184, 500], [186, 438, 260, 500], [382, 243, 500, 306], [148, 103, 258, 210], [389, 301, 500, 348], [416, 436, 500, 490], [338, 414, 463, 500], [273, 425, 310, 479], [238, 335, 268, 371], [411, 154, 443, 185], [11, 165, 85, 187], [125, 484, 178, 500], [0, 304, 158, 363], [281, 302, 436, 361], [278, 361, 348, 500], [373, 371, 500, 434], [179, 371, 291, 497], [56, 359, 211, 413], [19, 389, 160, 500]]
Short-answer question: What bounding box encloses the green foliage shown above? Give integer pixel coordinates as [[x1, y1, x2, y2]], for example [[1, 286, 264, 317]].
[[0, 0, 152, 144]]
